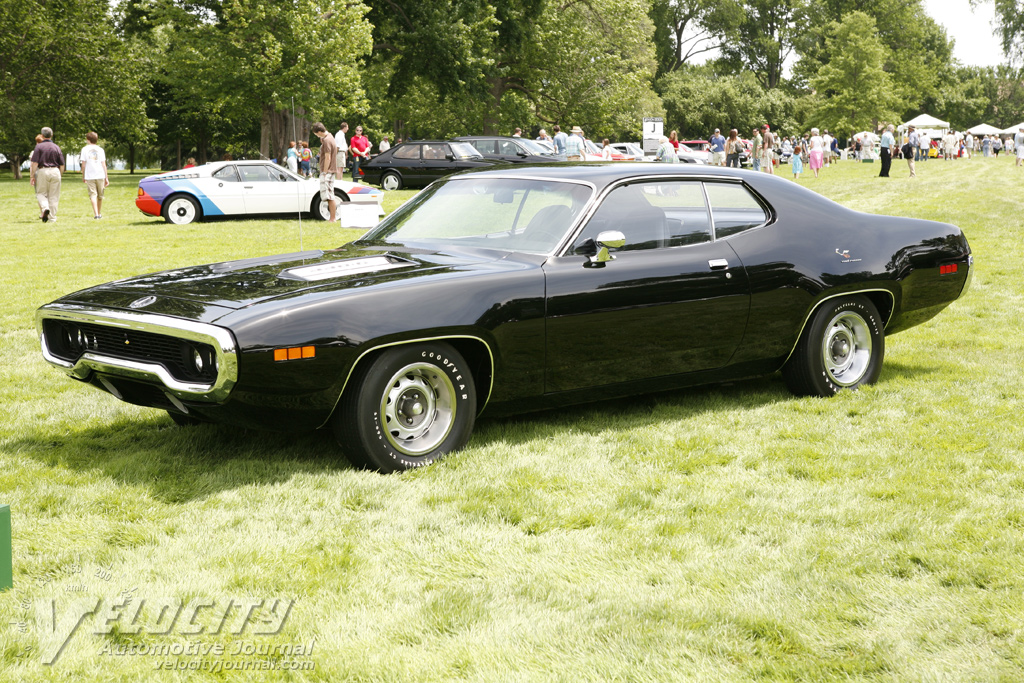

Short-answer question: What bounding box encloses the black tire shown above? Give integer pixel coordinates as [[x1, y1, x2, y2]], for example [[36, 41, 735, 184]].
[[332, 342, 476, 472], [782, 295, 885, 397], [162, 195, 201, 225], [312, 189, 348, 220], [380, 171, 403, 191], [167, 411, 203, 427]]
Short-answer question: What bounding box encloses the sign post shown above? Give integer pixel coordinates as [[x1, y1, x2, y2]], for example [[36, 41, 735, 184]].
[[642, 117, 664, 156], [1, 505, 11, 592]]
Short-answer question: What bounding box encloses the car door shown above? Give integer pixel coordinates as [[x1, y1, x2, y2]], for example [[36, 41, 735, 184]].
[[205, 164, 247, 215], [387, 144, 424, 186], [237, 164, 300, 214], [543, 179, 751, 393], [495, 139, 528, 163], [419, 143, 454, 184]]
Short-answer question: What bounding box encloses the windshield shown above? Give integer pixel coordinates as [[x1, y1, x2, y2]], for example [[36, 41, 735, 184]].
[[359, 177, 593, 254], [519, 138, 558, 156], [450, 142, 483, 159]]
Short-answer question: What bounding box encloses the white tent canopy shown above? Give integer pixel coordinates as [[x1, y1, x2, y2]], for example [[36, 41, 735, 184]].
[[1000, 122, 1024, 135], [968, 123, 1002, 135], [901, 113, 949, 129]]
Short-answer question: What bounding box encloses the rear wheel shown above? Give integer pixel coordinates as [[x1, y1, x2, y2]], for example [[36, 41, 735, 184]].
[[162, 195, 201, 225], [381, 172, 403, 191], [312, 189, 348, 220], [332, 342, 476, 472], [783, 295, 885, 396]]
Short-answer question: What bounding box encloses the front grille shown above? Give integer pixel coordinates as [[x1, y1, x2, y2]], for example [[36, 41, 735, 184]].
[[43, 319, 218, 384]]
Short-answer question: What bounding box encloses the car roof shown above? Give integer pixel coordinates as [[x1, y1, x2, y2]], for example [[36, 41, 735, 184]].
[[452, 135, 527, 141]]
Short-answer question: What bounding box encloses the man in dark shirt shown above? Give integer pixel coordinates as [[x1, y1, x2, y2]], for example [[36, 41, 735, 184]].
[[311, 122, 338, 221], [29, 127, 65, 222]]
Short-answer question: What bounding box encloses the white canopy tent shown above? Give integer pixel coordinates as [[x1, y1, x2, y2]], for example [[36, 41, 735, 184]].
[[967, 123, 1002, 136], [900, 113, 949, 130], [1000, 122, 1024, 135]]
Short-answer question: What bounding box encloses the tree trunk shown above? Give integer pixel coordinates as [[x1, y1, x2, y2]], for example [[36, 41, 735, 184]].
[[483, 77, 506, 135], [261, 104, 311, 165], [11, 155, 22, 180], [176, 139, 182, 170], [128, 144, 135, 174]]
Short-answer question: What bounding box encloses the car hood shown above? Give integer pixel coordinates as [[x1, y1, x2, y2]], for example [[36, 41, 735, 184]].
[[53, 244, 523, 320]]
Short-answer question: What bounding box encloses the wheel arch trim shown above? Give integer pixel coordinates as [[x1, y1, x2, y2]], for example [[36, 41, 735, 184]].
[[781, 288, 896, 366], [322, 334, 496, 428]]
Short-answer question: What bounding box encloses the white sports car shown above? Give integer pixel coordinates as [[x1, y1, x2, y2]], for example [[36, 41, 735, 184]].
[[135, 160, 384, 225]]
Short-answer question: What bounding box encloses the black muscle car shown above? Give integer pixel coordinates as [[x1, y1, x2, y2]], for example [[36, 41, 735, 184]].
[[37, 165, 972, 472]]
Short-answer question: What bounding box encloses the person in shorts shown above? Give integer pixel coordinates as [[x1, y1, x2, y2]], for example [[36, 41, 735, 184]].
[[311, 123, 337, 221], [80, 131, 109, 219]]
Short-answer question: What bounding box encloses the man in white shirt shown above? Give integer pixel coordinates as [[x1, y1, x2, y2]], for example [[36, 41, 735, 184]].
[[822, 130, 833, 166], [335, 122, 349, 175], [79, 131, 109, 219]]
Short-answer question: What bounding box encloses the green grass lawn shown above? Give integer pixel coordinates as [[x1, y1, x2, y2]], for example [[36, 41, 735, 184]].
[[1, 158, 1023, 681]]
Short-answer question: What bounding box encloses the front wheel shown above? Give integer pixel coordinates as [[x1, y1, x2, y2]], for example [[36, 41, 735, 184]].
[[380, 172, 403, 191], [162, 195, 201, 225], [782, 295, 885, 397], [332, 342, 476, 472]]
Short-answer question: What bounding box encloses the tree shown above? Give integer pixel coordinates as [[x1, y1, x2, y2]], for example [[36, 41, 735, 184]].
[[719, 0, 808, 90], [648, 0, 743, 77], [985, 0, 1024, 62], [0, 0, 150, 177], [809, 12, 900, 138]]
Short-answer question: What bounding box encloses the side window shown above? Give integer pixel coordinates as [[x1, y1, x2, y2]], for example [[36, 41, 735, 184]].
[[238, 165, 276, 183], [422, 144, 448, 160], [497, 140, 520, 155], [392, 145, 420, 160], [705, 183, 768, 238], [474, 139, 497, 154], [212, 165, 239, 182], [573, 181, 711, 253]]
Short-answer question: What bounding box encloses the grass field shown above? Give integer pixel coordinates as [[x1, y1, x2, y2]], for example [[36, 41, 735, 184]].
[[1, 157, 1022, 681]]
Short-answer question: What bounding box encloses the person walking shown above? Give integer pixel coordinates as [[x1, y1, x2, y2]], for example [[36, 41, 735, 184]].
[[29, 127, 64, 223], [879, 124, 895, 177], [822, 130, 833, 167], [761, 124, 775, 174], [299, 141, 312, 177], [710, 128, 726, 166], [1015, 126, 1024, 167], [791, 145, 803, 180], [349, 125, 371, 179], [286, 141, 299, 173], [655, 136, 678, 163], [553, 125, 568, 155], [906, 125, 918, 178], [725, 129, 741, 168], [79, 131, 109, 219], [335, 122, 349, 176], [601, 138, 613, 160], [751, 128, 763, 172], [311, 122, 338, 221], [565, 126, 586, 161], [808, 128, 825, 178], [942, 130, 957, 160]]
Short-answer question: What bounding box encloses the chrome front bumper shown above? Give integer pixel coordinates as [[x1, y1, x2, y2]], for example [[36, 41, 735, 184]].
[[37, 304, 238, 402]]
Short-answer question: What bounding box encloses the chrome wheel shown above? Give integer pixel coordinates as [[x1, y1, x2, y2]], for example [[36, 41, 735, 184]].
[[821, 311, 872, 387], [165, 196, 198, 225], [380, 362, 455, 456]]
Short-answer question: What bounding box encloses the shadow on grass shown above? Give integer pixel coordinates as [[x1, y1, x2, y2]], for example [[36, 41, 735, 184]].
[[9, 365, 927, 502]]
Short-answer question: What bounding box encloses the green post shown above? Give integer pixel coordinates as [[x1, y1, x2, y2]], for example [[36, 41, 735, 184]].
[[1, 505, 11, 591]]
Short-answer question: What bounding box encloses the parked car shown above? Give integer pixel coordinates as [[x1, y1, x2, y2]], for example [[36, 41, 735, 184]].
[[39, 164, 972, 472], [678, 140, 712, 164], [360, 140, 494, 191], [609, 142, 645, 161], [584, 140, 629, 161], [452, 136, 565, 163], [135, 160, 384, 225]]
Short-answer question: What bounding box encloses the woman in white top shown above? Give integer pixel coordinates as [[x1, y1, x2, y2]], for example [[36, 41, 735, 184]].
[[808, 128, 825, 178], [601, 138, 613, 160]]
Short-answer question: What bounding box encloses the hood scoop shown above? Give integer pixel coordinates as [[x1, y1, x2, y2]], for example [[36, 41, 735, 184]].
[[210, 250, 325, 274], [278, 254, 415, 282]]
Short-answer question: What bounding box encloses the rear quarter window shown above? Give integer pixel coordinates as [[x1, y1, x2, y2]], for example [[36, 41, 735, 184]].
[[705, 183, 768, 238]]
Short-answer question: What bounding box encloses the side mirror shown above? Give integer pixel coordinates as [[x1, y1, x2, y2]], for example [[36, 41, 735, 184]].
[[445, 154, 455, 161], [591, 230, 625, 264]]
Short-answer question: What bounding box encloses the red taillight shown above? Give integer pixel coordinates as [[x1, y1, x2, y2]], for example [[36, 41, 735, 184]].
[[940, 264, 958, 275]]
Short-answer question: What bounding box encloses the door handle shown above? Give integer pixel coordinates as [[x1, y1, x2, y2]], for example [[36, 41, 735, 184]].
[[708, 259, 729, 270], [243, 185, 253, 189]]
